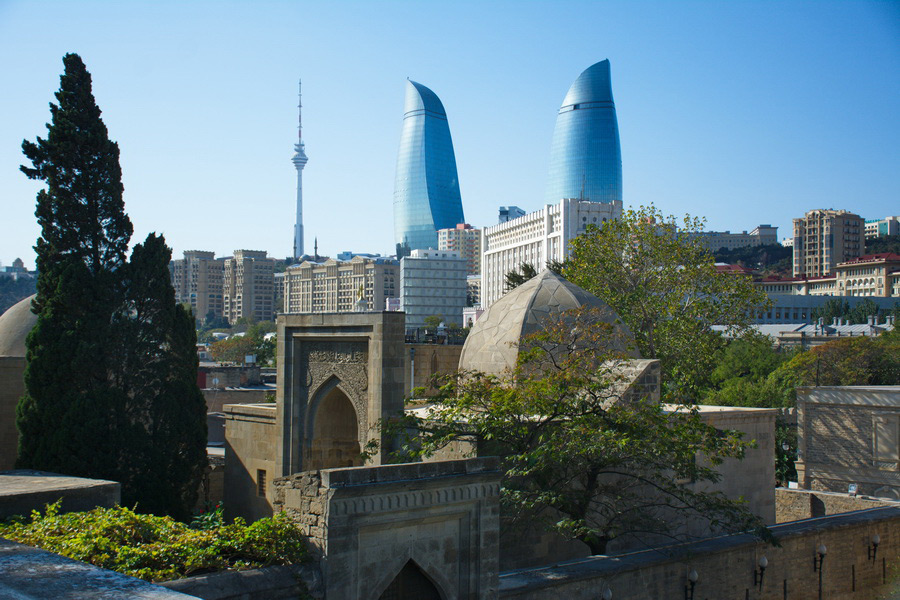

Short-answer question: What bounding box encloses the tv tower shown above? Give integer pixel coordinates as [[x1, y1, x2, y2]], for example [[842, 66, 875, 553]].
[[292, 80, 309, 259]]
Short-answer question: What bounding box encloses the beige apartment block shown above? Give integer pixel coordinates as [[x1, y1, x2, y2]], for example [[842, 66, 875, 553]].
[[282, 255, 398, 314], [437, 222, 482, 276], [169, 250, 224, 321], [792, 208, 864, 277], [834, 252, 900, 297], [689, 224, 778, 252], [223, 250, 275, 324]]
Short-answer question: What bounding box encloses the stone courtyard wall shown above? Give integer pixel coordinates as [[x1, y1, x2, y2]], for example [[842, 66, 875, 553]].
[[776, 487, 898, 523], [500, 506, 900, 600]]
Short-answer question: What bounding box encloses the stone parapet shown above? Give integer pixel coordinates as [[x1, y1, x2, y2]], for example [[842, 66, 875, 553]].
[[500, 506, 900, 599]]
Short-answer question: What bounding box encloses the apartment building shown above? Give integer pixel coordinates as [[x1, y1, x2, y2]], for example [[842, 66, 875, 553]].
[[400, 249, 467, 329], [792, 209, 864, 277], [223, 250, 276, 324], [283, 256, 398, 314], [169, 250, 225, 321], [437, 223, 481, 277], [690, 225, 778, 252]]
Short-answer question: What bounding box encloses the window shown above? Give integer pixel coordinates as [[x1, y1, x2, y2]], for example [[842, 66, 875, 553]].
[[873, 415, 900, 469], [257, 469, 267, 497]]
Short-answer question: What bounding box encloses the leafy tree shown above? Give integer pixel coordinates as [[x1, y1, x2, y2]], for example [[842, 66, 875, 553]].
[[209, 323, 275, 365], [16, 54, 206, 519], [712, 243, 792, 274], [384, 308, 772, 555], [564, 205, 770, 401]]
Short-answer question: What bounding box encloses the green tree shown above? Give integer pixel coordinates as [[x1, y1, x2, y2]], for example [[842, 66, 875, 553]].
[[17, 54, 206, 519], [118, 234, 207, 520], [564, 205, 770, 401], [865, 234, 900, 255], [504, 262, 538, 291], [810, 298, 851, 324], [386, 309, 772, 555]]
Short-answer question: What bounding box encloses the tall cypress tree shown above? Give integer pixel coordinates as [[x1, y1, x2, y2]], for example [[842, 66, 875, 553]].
[[18, 54, 206, 519]]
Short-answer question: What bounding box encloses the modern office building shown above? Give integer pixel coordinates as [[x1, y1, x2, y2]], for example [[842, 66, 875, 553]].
[[223, 250, 276, 324], [283, 256, 398, 314], [499, 206, 526, 223], [689, 225, 778, 252], [437, 223, 481, 276], [169, 250, 225, 322], [792, 209, 864, 277], [865, 216, 900, 239], [545, 59, 622, 205], [481, 198, 622, 308], [393, 80, 465, 256], [400, 249, 467, 329], [292, 81, 309, 259]]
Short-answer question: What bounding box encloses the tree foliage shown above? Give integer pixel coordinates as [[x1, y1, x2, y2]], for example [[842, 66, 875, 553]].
[[564, 205, 770, 401], [16, 54, 206, 520], [701, 330, 899, 408], [385, 309, 772, 555], [209, 323, 275, 365], [713, 243, 792, 275], [865, 234, 900, 255]]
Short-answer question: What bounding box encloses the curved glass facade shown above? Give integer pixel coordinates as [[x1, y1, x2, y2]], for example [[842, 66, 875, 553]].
[[393, 81, 464, 253], [545, 59, 622, 204]]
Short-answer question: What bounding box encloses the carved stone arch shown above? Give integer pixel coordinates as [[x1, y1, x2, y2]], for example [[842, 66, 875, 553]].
[[305, 375, 365, 470], [372, 556, 448, 600]]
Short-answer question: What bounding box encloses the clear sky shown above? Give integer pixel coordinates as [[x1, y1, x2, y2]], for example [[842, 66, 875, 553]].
[[1, 1, 897, 270]]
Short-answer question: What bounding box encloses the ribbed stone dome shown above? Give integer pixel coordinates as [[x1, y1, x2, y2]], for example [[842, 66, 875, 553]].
[[459, 271, 636, 375], [0, 295, 37, 358]]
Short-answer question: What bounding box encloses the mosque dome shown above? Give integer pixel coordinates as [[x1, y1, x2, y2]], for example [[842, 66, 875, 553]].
[[0, 295, 37, 358], [458, 271, 636, 375]]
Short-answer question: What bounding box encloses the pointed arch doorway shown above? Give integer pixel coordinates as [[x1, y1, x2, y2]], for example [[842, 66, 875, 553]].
[[307, 383, 363, 471], [378, 560, 444, 600]]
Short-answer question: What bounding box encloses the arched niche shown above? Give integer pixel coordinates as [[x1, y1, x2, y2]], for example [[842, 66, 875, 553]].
[[306, 379, 363, 471], [377, 559, 445, 600]]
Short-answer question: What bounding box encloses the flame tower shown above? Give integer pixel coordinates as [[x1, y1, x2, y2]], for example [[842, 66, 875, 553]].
[[292, 80, 308, 259]]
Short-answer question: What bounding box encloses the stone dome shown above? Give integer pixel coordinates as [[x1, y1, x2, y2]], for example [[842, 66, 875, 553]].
[[459, 271, 636, 375], [0, 295, 37, 358]]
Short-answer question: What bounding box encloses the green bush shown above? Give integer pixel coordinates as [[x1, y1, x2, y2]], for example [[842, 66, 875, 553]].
[[0, 502, 308, 582]]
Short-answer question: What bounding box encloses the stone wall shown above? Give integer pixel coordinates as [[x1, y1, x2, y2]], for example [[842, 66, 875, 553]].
[[223, 403, 277, 522], [0, 356, 25, 471], [796, 386, 900, 499], [199, 365, 261, 389], [402, 343, 463, 399], [0, 470, 120, 519], [273, 458, 502, 600], [161, 564, 322, 599], [776, 487, 898, 523], [0, 538, 195, 599], [203, 387, 271, 413], [500, 506, 900, 599]]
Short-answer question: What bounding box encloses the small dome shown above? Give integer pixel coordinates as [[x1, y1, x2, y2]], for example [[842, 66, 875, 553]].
[[0, 295, 37, 358], [459, 271, 636, 375]]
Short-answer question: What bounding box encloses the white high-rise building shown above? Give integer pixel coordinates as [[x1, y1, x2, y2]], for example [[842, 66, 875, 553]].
[[292, 80, 309, 259], [400, 249, 467, 329], [481, 198, 622, 308]]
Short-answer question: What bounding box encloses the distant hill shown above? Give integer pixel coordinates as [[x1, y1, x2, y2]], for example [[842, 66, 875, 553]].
[[0, 277, 36, 316], [866, 235, 900, 255]]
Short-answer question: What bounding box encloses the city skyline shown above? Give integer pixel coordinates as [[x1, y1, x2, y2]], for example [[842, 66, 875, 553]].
[[0, 1, 897, 269]]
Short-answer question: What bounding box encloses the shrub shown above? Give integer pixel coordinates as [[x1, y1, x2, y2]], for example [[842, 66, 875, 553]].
[[0, 502, 308, 582]]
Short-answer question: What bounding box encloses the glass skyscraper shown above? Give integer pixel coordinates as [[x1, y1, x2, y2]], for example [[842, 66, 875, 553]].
[[393, 80, 464, 255], [545, 59, 622, 204]]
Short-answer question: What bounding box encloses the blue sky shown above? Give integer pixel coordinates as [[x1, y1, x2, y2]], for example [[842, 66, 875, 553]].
[[1, 0, 897, 269]]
